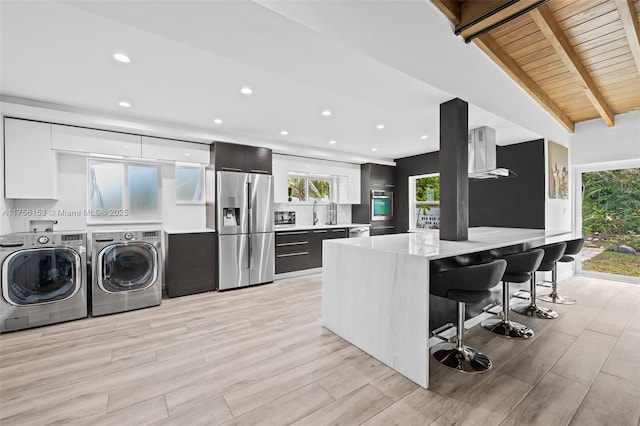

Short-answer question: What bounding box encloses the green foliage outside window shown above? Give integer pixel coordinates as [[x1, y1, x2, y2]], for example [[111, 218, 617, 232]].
[[416, 176, 440, 202], [288, 177, 330, 202], [582, 168, 640, 236]]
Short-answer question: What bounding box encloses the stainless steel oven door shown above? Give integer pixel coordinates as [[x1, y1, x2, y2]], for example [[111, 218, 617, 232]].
[[370, 190, 393, 221]]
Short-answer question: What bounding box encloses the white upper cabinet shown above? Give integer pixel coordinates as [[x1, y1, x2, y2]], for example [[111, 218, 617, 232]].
[[51, 124, 142, 157], [141, 136, 210, 164], [346, 163, 361, 204], [4, 118, 58, 199], [272, 154, 289, 203]]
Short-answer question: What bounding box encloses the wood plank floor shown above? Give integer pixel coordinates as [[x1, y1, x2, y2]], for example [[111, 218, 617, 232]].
[[1, 274, 639, 425]]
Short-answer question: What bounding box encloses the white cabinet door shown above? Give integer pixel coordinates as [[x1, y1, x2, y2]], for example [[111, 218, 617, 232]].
[[141, 136, 210, 164], [51, 124, 142, 157], [4, 118, 58, 199], [272, 154, 288, 203], [287, 156, 321, 175], [346, 163, 361, 204]]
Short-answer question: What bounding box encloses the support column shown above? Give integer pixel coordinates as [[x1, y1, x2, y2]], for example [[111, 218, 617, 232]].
[[439, 98, 469, 241]]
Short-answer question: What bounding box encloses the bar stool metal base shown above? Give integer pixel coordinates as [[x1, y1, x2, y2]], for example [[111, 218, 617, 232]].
[[511, 303, 559, 319], [537, 293, 576, 305], [430, 342, 492, 373], [481, 318, 535, 339]]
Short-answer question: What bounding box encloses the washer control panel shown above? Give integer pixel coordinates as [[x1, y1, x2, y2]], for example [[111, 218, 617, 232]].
[[37, 236, 50, 245]]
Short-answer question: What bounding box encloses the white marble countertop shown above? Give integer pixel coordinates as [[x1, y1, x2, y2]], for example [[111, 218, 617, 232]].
[[325, 227, 572, 260], [274, 223, 371, 232]]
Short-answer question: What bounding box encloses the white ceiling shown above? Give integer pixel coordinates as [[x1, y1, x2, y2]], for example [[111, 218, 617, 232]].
[[0, 0, 552, 163]]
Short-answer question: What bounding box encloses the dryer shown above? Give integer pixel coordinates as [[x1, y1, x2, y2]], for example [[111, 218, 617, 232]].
[[0, 231, 88, 333], [91, 230, 162, 316]]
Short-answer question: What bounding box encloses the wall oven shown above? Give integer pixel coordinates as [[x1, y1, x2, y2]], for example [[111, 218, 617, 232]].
[[370, 190, 393, 221]]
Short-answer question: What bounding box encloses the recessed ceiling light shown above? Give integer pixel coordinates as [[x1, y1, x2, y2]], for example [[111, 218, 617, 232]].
[[322, 109, 332, 117], [376, 124, 385, 130], [184, 153, 191, 157], [420, 135, 429, 139], [281, 130, 289, 136], [240, 86, 253, 95], [213, 118, 223, 124], [329, 140, 336, 144], [113, 52, 131, 63], [118, 101, 131, 108], [371, 147, 378, 152]]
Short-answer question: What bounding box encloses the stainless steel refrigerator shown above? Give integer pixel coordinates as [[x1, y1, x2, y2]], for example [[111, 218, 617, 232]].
[[217, 171, 274, 290]]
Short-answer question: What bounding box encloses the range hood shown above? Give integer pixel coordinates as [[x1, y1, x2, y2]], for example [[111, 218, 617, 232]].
[[468, 126, 516, 180]]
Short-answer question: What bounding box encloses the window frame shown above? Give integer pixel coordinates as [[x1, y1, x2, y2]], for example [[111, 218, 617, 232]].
[[287, 174, 333, 204], [175, 163, 206, 205], [409, 173, 440, 231], [87, 158, 162, 224]]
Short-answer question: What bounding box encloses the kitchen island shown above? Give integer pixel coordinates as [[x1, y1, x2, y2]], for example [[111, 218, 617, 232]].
[[322, 227, 571, 388]]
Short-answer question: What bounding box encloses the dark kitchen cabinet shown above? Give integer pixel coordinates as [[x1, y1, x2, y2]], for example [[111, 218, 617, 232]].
[[276, 227, 348, 274], [213, 141, 272, 174], [370, 222, 396, 236], [165, 231, 217, 297], [370, 164, 395, 188]]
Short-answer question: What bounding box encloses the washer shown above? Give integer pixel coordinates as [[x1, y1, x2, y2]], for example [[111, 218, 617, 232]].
[[0, 231, 88, 333], [91, 230, 162, 316]]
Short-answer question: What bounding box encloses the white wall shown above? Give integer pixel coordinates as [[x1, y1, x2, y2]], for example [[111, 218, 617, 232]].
[[8, 154, 206, 233], [571, 111, 640, 166]]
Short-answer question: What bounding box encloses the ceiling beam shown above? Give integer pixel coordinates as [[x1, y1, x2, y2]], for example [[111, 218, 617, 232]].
[[529, 4, 615, 127], [431, 0, 462, 25], [473, 33, 575, 133], [614, 0, 640, 77]]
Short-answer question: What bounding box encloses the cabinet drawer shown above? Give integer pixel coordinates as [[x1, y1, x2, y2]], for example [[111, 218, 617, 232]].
[[275, 230, 310, 243], [276, 239, 310, 254], [324, 228, 348, 239], [275, 251, 312, 274]]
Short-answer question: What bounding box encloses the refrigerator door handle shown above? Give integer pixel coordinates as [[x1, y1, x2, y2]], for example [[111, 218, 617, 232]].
[[247, 181, 252, 234], [248, 236, 252, 270]]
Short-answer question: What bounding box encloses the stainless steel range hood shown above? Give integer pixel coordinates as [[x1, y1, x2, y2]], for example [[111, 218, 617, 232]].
[[468, 126, 516, 180]]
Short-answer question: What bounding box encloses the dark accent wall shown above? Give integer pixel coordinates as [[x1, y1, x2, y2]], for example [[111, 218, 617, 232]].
[[469, 139, 545, 229], [394, 139, 545, 233], [394, 151, 439, 233]]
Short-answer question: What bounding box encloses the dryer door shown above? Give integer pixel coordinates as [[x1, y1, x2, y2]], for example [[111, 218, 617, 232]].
[[98, 242, 158, 293], [2, 248, 81, 306]]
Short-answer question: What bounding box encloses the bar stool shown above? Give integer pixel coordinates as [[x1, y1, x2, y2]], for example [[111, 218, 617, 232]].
[[482, 249, 544, 339], [430, 259, 507, 373], [512, 242, 566, 319], [538, 238, 583, 305]]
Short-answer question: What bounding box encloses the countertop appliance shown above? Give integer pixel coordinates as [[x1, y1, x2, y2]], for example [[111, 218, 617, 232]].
[[349, 227, 370, 238], [90, 230, 162, 316], [217, 171, 274, 290], [0, 231, 87, 332], [275, 211, 296, 226], [370, 190, 394, 221]]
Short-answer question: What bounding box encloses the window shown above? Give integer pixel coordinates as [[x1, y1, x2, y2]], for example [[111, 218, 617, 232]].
[[287, 175, 331, 203], [88, 159, 161, 223], [175, 165, 205, 204], [409, 173, 440, 230]]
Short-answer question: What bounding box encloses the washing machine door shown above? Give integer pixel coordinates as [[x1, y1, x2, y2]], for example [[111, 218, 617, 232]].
[[2, 248, 82, 306], [98, 242, 158, 293]]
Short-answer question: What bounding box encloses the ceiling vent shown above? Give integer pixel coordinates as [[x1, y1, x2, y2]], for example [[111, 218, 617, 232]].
[[468, 126, 516, 180]]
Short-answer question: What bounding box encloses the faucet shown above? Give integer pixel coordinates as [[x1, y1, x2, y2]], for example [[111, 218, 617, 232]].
[[313, 200, 319, 225]]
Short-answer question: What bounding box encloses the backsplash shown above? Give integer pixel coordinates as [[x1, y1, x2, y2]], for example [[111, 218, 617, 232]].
[[273, 203, 352, 226]]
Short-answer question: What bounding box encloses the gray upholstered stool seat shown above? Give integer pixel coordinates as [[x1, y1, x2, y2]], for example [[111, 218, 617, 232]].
[[512, 242, 566, 319], [538, 238, 584, 304], [482, 249, 544, 339], [430, 259, 507, 373]]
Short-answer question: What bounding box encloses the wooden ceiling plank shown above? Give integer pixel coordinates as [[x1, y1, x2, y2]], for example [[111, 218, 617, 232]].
[[573, 29, 627, 53], [565, 10, 623, 41], [575, 34, 629, 57], [558, 1, 617, 28], [528, 59, 566, 76], [552, 0, 610, 21], [614, 0, 640, 77], [530, 4, 615, 126], [522, 54, 562, 71], [430, 0, 461, 25], [494, 20, 539, 44], [473, 33, 575, 132], [567, 20, 623, 45], [584, 47, 633, 68]]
